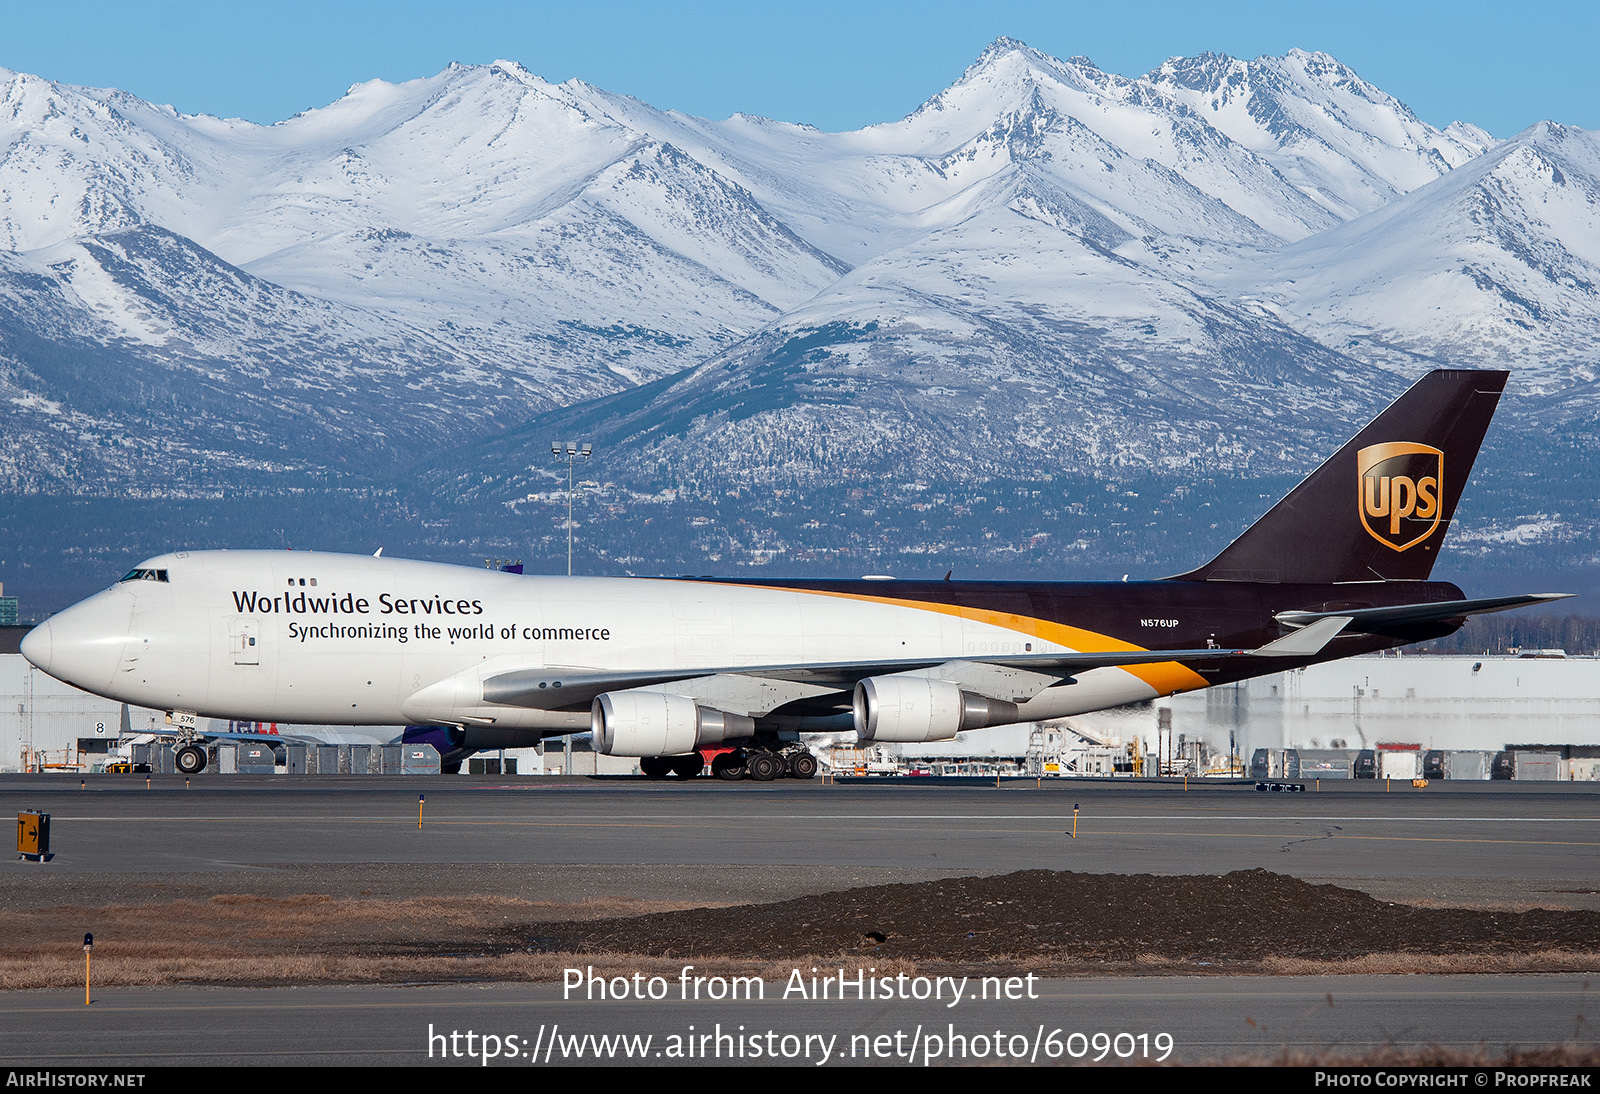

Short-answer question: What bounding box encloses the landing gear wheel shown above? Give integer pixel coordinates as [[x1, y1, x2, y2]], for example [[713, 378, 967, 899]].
[[712, 751, 748, 781], [640, 756, 673, 779], [174, 745, 207, 775], [670, 753, 704, 778], [787, 752, 818, 779], [747, 751, 781, 782]]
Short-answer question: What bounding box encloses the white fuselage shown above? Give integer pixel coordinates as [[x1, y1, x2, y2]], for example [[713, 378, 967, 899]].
[[22, 550, 1171, 733]]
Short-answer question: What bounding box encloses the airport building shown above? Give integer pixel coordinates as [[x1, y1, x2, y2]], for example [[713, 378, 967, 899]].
[[864, 653, 1600, 780], [1167, 652, 1600, 757]]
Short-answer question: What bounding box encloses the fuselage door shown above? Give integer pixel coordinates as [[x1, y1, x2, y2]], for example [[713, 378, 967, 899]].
[[229, 616, 260, 666], [671, 592, 735, 667]]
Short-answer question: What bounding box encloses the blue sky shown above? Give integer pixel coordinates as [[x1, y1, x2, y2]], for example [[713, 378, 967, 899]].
[[3, 1, 1593, 138]]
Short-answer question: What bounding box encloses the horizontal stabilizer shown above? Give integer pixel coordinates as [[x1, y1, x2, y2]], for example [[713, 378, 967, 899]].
[[1275, 593, 1574, 633]]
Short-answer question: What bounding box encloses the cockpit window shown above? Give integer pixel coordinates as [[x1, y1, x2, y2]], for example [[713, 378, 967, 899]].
[[119, 568, 170, 583]]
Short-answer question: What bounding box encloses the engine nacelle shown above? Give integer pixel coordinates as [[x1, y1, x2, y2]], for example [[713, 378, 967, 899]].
[[591, 692, 756, 756], [852, 676, 1020, 743]]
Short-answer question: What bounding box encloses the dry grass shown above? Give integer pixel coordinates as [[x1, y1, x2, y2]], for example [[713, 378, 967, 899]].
[[8, 944, 1600, 989], [19, 892, 717, 932], [909, 948, 1600, 979], [0, 946, 926, 992], [4, 891, 722, 947], [1385, 895, 1547, 912], [1210, 1045, 1600, 1067], [5, 891, 1600, 989], [1259, 949, 1600, 976], [0, 892, 750, 989]]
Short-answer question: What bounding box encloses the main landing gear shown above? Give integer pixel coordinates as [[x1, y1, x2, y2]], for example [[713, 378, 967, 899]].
[[174, 744, 207, 775], [723, 745, 817, 782], [643, 745, 818, 782], [640, 754, 706, 779]]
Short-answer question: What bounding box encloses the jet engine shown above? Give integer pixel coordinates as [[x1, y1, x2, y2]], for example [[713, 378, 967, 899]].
[[591, 692, 756, 756], [852, 676, 1020, 743]]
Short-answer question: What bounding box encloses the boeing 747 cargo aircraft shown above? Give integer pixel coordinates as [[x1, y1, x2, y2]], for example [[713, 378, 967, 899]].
[[20, 370, 1568, 777]]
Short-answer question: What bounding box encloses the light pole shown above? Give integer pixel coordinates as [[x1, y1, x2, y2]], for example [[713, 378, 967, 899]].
[[550, 440, 592, 777], [551, 440, 592, 576]]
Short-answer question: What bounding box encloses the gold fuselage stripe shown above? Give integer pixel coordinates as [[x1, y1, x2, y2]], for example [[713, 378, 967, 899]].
[[722, 583, 1211, 696]]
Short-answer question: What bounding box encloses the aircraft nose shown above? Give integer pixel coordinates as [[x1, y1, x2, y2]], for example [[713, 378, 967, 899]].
[[20, 620, 52, 673], [23, 597, 131, 692]]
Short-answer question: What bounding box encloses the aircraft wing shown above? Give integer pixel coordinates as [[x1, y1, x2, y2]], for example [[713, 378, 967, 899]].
[[480, 635, 1336, 716]]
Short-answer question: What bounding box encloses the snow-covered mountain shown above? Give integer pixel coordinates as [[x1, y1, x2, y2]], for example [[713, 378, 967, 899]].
[[0, 60, 847, 488], [0, 41, 1594, 596], [1242, 122, 1600, 386], [1147, 49, 1492, 219]]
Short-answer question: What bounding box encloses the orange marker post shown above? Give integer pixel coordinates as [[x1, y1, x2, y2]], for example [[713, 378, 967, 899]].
[[418, 794, 425, 830], [83, 933, 93, 1006]]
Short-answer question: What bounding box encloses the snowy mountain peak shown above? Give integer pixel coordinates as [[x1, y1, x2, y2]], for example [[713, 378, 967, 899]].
[[1447, 119, 1496, 145], [972, 35, 1051, 65], [923, 36, 1114, 114], [1282, 47, 1353, 74], [969, 35, 1106, 78], [960, 34, 1100, 75], [1146, 51, 1244, 93], [487, 59, 542, 85], [1146, 48, 1493, 218], [1149, 47, 1392, 118], [1252, 119, 1600, 388], [1523, 119, 1584, 145]]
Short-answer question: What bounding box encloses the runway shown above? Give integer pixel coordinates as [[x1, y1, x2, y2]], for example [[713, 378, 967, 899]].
[[4, 775, 1598, 910], [2, 975, 1595, 1066], [2, 774, 1598, 1066]]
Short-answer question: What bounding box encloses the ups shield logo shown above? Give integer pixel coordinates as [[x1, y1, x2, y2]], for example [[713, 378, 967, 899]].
[[1359, 442, 1443, 552]]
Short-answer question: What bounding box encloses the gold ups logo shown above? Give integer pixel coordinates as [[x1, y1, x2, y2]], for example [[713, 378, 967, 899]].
[[1359, 442, 1443, 552]]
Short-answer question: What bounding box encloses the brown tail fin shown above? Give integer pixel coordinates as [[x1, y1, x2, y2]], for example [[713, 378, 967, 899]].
[[1174, 369, 1507, 584]]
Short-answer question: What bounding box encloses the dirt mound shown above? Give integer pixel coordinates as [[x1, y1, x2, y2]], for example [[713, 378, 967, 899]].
[[524, 868, 1600, 968], [8, 868, 1598, 988]]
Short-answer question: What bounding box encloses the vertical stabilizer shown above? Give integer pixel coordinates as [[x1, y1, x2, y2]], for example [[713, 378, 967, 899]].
[[1174, 369, 1507, 584]]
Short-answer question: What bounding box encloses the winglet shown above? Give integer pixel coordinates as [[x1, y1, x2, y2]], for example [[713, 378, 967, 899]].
[[1251, 615, 1353, 657]]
